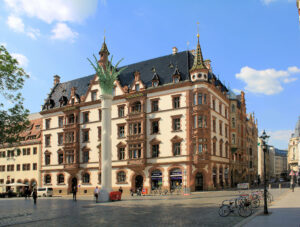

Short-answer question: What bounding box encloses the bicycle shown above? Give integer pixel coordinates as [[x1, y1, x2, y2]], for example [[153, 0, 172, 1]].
[[219, 197, 252, 218]]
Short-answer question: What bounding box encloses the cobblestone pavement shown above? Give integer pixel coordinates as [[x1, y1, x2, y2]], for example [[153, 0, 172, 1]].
[[0, 189, 288, 227]]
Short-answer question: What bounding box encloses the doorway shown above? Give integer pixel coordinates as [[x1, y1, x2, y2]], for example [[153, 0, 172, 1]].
[[135, 175, 143, 191], [69, 177, 77, 193], [195, 172, 204, 191]]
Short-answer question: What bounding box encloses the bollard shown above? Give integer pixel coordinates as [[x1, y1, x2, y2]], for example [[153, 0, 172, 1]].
[[269, 184, 271, 189], [279, 184, 281, 189]]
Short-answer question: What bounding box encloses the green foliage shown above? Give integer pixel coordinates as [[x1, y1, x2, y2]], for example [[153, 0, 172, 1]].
[[0, 45, 30, 145], [87, 55, 127, 95]]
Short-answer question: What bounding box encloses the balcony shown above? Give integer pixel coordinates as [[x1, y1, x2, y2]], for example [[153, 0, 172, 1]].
[[64, 163, 79, 172], [126, 134, 145, 141], [63, 123, 77, 130], [193, 153, 210, 165], [192, 104, 209, 112]]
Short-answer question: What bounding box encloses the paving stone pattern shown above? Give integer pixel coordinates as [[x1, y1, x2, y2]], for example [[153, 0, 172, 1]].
[[0, 189, 288, 227]]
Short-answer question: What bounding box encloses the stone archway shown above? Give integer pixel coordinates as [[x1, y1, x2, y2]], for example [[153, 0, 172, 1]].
[[68, 176, 78, 194], [135, 175, 143, 192]]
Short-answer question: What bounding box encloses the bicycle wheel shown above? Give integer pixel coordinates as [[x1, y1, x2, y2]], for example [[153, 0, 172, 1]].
[[238, 205, 252, 217], [251, 199, 260, 208], [219, 205, 231, 217]]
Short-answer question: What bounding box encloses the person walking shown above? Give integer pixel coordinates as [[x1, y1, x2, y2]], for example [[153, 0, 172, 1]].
[[118, 186, 123, 194], [94, 186, 99, 203], [72, 186, 77, 201], [32, 188, 37, 205], [130, 188, 134, 197], [291, 180, 295, 192]]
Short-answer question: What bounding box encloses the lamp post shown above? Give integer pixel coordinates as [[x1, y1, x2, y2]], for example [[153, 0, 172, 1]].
[[259, 130, 270, 215]]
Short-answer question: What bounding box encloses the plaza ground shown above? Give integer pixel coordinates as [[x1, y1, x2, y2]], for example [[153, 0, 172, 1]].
[[0, 188, 291, 227]]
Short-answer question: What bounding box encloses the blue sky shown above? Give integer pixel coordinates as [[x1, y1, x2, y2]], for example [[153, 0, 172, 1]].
[[0, 0, 299, 149]]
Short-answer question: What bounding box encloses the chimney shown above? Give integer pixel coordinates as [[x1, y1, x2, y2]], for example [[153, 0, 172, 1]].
[[54, 75, 60, 86], [172, 47, 178, 55]]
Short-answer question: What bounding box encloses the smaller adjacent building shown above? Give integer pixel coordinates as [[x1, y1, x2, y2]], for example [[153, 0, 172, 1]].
[[268, 146, 287, 179], [0, 113, 42, 192]]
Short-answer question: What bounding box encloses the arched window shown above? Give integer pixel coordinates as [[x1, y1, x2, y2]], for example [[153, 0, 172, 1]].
[[219, 140, 223, 157], [117, 171, 126, 183], [82, 173, 90, 183], [45, 175, 51, 184], [57, 174, 64, 184]]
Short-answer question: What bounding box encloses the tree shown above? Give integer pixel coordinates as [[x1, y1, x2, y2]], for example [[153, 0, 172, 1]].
[[0, 45, 30, 145]]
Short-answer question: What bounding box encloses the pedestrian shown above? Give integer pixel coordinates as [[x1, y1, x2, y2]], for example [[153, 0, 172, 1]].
[[130, 188, 134, 197], [118, 186, 123, 194], [72, 186, 77, 201], [24, 187, 28, 199], [291, 181, 295, 192], [32, 188, 37, 205], [94, 186, 99, 203]]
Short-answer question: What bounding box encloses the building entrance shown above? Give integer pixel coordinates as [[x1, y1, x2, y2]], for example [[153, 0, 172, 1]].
[[69, 177, 77, 193], [135, 175, 143, 191], [195, 172, 203, 191]]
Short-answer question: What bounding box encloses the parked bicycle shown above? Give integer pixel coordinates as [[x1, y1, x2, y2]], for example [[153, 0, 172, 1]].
[[219, 197, 253, 218]]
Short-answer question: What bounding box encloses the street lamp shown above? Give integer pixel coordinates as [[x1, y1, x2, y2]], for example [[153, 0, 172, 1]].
[[259, 130, 270, 215]]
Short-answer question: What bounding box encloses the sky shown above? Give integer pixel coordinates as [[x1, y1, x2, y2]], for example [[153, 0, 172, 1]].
[[0, 0, 299, 149]]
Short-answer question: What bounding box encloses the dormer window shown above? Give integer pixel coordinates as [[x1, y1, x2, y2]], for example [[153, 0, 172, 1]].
[[71, 98, 75, 105], [198, 74, 202, 78], [153, 81, 159, 87], [192, 75, 195, 79], [135, 84, 140, 91], [174, 77, 179, 83]]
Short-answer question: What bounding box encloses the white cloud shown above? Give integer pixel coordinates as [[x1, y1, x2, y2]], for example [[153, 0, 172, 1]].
[[232, 89, 242, 94], [26, 27, 40, 39], [6, 15, 24, 32], [51, 23, 78, 42], [236, 66, 300, 95], [11, 53, 29, 67], [267, 129, 293, 149], [4, 0, 98, 24]]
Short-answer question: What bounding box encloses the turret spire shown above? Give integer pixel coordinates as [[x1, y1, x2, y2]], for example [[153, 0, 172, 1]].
[[190, 28, 207, 71]]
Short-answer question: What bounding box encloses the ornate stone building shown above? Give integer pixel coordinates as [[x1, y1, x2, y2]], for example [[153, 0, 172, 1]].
[[288, 116, 300, 174], [0, 113, 42, 192], [40, 35, 257, 195]]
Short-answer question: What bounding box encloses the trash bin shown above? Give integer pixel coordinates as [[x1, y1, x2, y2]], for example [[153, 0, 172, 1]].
[[142, 188, 148, 195]]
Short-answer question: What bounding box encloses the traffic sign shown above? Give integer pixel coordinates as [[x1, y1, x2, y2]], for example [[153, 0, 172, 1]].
[[289, 170, 295, 176]]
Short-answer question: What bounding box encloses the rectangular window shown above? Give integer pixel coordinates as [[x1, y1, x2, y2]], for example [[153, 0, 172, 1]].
[[173, 142, 181, 156], [173, 96, 180, 109], [219, 121, 222, 135], [129, 122, 142, 135], [225, 125, 228, 138], [45, 119, 51, 129], [82, 130, 89, 142], [198, 93, 202, 105], [118, 125, 125, 138], [232, 118, 235, 128], [23, 148, 26, 155], [135, 84, 140, 91], [118, 147, 125, 160], [83, 112, 89, 123], [45, 154, 51, 165], [193, 93, 197, 105], [151, 100, 159, 112], [58, 116, 64, 128], [219, 104, 222, 114], [17, 164, 20, 171], [151, 121, 159, 134], [212, 100, 215, 110], [118, 106, 125, 117], [83, 151, 89, 163], [173, 118, 181, 131], [91, 91, 97, 101], [129, 144, 141, 159], [26, 148, 30, 155], [213, 119, 216, 133], [33, 163, 37, 170], [45, 135, 51, 147], [99, 109, 102, 122], [225, 108, 227, 118], [198, 116, 203, 128], [152, 144, 159, 158], [98, 127, 101, 141], [198, 144, 203, 154], [58, 153, 64, 164], [58, 133, 63, 145], [232, 134, 236, 144], [193, 115, 197, 128], [204, 94, 207, 104], [33, 147, 37, 155]]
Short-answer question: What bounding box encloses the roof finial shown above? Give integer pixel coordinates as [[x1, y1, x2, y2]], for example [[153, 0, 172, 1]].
[[197, 22, 200, 40]]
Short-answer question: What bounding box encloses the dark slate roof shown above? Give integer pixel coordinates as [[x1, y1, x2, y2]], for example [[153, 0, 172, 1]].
[[42, 50, 228, 111]]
